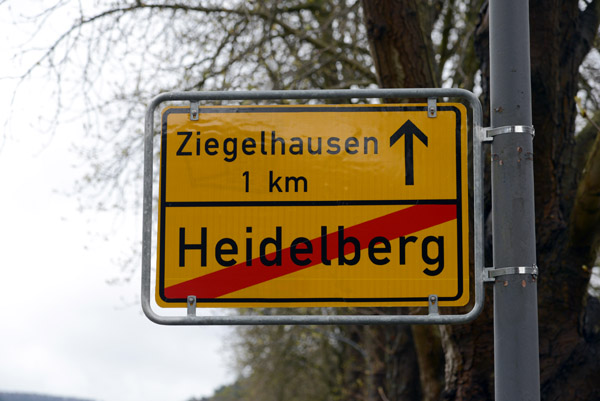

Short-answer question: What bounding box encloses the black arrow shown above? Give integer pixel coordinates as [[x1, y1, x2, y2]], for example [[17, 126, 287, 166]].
[[390, 120, 428, 185]]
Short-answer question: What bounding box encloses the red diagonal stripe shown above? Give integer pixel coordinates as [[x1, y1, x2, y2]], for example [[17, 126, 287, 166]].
[[164, 204, 456, 299]]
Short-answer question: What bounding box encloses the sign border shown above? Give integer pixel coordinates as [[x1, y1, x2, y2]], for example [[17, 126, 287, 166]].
[[141, 88, 485, 325], [157, 105, 466, 306]]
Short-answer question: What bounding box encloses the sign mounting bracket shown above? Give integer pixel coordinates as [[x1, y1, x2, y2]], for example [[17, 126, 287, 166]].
[[187, 296, 197, 317], [428, 295, 439, 315], [483, 265, 538, 282], [482, 125, 535, 142], [427, 97, 437, 118], [190, 101, 199, 121]]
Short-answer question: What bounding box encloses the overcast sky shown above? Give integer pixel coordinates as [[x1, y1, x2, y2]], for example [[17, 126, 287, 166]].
[[0, 2, 234, 401]]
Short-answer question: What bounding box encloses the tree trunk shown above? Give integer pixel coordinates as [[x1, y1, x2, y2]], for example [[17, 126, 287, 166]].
[[361, 1, 445, 400], [529, 1, 600, 398], [362, 0, 600, 399], [362, 0, 439, 91]]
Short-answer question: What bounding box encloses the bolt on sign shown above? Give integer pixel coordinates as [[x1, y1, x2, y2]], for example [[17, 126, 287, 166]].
[[156, 103, 469, 308]]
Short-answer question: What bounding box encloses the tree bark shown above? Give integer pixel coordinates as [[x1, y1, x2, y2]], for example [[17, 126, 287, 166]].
[[529, 1, 600, 399], [362, 0, 439, 93], [362, 0, 600, 400]]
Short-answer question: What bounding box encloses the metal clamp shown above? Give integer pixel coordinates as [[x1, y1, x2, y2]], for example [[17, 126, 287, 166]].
[[483, 125, 535, 142], [427, 97, 437, 118], [428, 295, 439, 315], [187, 295, 197, 316], [483, 264, 538, 282], [190, 101, 199, 121]]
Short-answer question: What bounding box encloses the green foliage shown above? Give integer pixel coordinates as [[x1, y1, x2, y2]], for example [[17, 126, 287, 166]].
[[186, 381, 245, 401], [232, 324, 346, 401]]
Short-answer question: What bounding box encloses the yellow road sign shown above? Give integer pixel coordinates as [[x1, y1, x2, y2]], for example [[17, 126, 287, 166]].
[[156, 104, 469, 308]]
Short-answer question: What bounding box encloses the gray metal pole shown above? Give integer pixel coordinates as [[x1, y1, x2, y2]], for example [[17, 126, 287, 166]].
[[489, 1, 540, 400]]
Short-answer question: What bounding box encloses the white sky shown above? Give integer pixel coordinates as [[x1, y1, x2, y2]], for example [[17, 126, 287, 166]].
[[0, 2, 234, 401]]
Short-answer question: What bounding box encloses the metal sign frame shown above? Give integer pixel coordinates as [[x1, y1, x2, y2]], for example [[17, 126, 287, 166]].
[[141, 88, 485, 325]]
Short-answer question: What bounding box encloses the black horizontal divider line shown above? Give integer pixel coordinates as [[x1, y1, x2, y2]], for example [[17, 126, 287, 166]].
[[164, 199, 459, 207]]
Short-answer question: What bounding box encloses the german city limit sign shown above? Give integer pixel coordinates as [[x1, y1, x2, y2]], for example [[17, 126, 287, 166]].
[[154, 99, 470, 309]]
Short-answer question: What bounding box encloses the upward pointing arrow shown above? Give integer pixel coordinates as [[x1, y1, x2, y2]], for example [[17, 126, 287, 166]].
[[390, 120, 428, 186]]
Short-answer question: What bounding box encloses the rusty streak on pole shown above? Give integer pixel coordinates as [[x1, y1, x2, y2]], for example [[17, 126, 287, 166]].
[[489, 0, 540, 400]]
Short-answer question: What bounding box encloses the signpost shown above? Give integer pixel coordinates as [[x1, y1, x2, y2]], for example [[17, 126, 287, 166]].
[[157, 103, 468, 308], [489, 0, 540, 399], [141, 88, 484, 325]]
